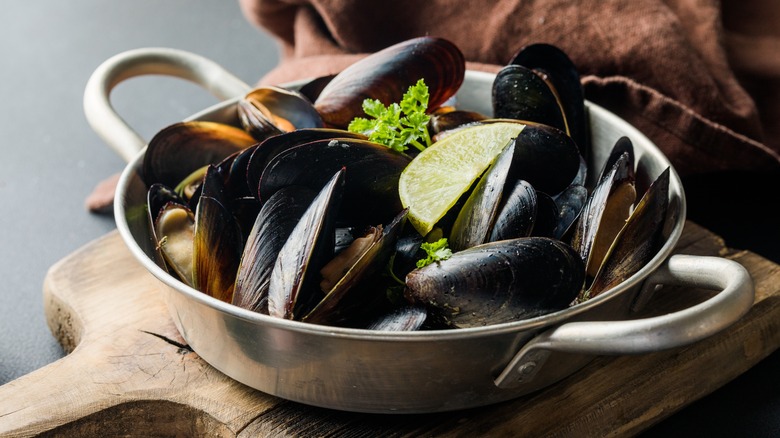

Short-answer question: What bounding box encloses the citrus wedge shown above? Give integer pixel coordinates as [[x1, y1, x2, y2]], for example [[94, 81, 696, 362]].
[[399, 122, 525, 235]]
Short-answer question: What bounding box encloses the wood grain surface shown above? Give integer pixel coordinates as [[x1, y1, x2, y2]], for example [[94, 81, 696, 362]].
[[1, 221, 778, 437]]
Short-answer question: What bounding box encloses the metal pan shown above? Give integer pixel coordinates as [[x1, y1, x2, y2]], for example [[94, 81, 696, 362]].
[[84, 48, 755, 414]]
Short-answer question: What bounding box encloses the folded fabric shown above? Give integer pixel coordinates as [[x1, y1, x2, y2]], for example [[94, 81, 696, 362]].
[[239, 0, 780, 179]]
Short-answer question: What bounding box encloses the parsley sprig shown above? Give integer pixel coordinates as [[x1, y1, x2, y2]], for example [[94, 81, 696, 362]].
[[348, 79, 432, 152], [416, 238, 453, 268]]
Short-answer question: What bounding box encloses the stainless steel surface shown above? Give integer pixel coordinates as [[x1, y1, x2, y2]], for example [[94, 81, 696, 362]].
[[93, 49, 754, 413]]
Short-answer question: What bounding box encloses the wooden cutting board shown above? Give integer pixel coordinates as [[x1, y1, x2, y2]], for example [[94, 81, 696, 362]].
[[1, 221, 779, 437]]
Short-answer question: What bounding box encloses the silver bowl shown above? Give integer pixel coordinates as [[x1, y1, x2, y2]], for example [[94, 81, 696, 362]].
[[84, 48, 754, 413]]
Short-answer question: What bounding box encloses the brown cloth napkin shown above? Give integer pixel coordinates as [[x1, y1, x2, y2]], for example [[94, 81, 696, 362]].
[[239, 0, 780, 179]]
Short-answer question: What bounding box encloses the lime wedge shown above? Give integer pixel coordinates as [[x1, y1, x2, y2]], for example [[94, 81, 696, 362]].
[[399, 122, 525, 235]]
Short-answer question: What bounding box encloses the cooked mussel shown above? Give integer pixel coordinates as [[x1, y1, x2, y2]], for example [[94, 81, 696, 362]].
[[193, 165, 243, 303], [268, 169, 344, 320], [232, 185, 317, 313], [238, 85, 324, 141], [152, 197, 195, 287], [449, 140, 516, 251], [142, 121, 256, 188], [405, 237, 585, 328], [246, 128, 366, 199], [492, 64, 567, 134], [509, 43, 589, 156], [570, 148, 636, 277], [302, 209, 408, 326], [586, 167, 670, 298], [314, 36, 465, 129], [259, 138, 412, 226]]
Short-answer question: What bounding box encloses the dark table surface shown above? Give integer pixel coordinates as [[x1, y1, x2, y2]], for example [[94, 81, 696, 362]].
[[1, 1, 778, 436]]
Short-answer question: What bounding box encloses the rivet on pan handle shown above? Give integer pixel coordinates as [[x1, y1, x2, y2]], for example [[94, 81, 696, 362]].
[[495, 254, 754, 389]]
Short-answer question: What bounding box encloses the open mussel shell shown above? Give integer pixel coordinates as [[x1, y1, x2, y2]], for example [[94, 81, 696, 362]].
[[449, 140, 515, 251], [445, 122, 580, 249], [492, 64, 566, 134], [510, 43, 588, 157], [314, 36, 465, 129], [303, 209, 408, 326], [405, 237, 585, 328], [238, 85, 324, 141], [193, 165, 243, 303], [232, 185, 316, 314], [586, 167, 670, 298], [570, 151, 636, 277], [597, 136, 635, 183], [142, 121, 256, 188], [259, 138, 412, 227], [153, 200, 195, 287], [268, 169, 344, 320], [246, 128, 366, 198]]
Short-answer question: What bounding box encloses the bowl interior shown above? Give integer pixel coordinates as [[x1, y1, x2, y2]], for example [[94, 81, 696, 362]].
[[114, 70, 686, 337]]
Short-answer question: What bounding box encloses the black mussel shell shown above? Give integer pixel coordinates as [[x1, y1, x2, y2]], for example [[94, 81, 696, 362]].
[[297, 74, 336, 102], [429, 109, 488, 137], [335, 227, 356, 253], [507, 122, 581, 196], [148, 183, 186, 222], [529, 190, 559, 238], [142, 121, 256, 188], [405, 237, 585, 328], [259, 138, 412, 227], [552, 184, 588, 240], [492, 64, 566, 134], [391, 230, 426, 279], [598, 136, 635, 184], [570, 152, 637, 277], [221, 144, 258, 199], [489, 179, 538, 242], [449, 140, 515, 251], [232, 185, 316, 314], [238, 86, 324, 141], [510, 43, 588, 157], [246, 128, 366, 198], [193, 165, 243, 303], [586, 168, 670, 298], [303, 209, 408, 326], [268, 169, 344, 320], [314, 36, 465, 129]]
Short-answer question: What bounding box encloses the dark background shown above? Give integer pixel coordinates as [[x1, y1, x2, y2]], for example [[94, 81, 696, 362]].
[[0, 1, 777, 436]]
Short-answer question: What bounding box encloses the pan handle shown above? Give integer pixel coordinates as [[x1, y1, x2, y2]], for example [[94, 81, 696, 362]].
[[495, 254, 754, 388], [83, 47, 252, 162]]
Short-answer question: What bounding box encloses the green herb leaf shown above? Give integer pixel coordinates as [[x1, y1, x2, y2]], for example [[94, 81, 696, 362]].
[[348, 79, 432, 152], [416, 238, 453, 268]]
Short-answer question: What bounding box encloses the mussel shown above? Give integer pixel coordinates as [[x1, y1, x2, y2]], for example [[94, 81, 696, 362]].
[[314, 36, 465, 129], [238, 85, 324, 140], [405, 237, 585, 328]]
